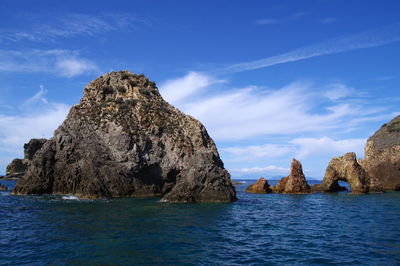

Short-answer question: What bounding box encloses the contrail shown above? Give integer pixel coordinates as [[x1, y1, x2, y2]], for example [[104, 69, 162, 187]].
[[215, 23, 400, 75]]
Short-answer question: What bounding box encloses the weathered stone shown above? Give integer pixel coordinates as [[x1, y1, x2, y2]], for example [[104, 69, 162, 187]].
[[4, 138, 47, 179], [13, 71, 236, 202], [6, 159, 28, 176], [0, 183, 7, 191], [24, 138, 47, 160], [362, 115, 400, 191], [272, 159, 310, 193], [314, 152, 374, 193], [245, 178, 272, 193]]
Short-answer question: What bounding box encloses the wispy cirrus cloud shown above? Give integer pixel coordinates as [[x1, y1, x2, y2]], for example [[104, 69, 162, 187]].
[[231, 165, 290, 175], [0, 87, 70, 168], [1, 13, 148, 43], [256, 12, 307, 25], [160, 72, 386, 141], [222, 144, 293, 161], [319, 17, 339, 24], [291, 137, 366, 159], [0, 49, 99, 77], [216, 23, 400, 74]]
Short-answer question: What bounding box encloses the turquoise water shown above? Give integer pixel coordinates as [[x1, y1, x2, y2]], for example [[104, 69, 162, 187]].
[[1, 179, 400, 265]]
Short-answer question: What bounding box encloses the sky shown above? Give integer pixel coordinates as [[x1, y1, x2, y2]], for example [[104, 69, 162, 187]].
[[0, 0, 399, 179]]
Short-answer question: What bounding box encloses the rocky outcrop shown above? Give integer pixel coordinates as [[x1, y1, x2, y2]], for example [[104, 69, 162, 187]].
[[24, 139, 47, 160], [6, 159, 28, 177], [12, 71, 236, 202], [245, 178, 272, 193], [3, 138, 47, 179], [362, 115, 400, 191], [272, 159, 310, 194], [0, 183, 7, 191], [312, 152, 380, 193]]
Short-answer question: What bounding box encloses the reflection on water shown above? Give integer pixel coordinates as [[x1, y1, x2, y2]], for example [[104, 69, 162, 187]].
[[1, 179, 400, 265]]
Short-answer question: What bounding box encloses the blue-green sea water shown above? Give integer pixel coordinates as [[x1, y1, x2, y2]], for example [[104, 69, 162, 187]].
[[1, 179, 400, 265]]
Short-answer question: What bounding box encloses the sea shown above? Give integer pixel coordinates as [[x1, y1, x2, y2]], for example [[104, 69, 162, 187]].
[[1, 179, 400, 265]]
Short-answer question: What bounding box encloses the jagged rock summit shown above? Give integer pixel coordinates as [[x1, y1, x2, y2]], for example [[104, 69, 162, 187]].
[[3, 138, 47, 179], [362, 115, 400, 191], [272, 158, 311, 194], [13, 71, 236, 202]]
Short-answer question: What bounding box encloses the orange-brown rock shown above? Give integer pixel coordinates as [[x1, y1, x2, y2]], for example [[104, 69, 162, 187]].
[[0, 183, 7, 191], [272, 159, 310, 193], [313, 152, 374, 193], [245, 178, 272, 193]]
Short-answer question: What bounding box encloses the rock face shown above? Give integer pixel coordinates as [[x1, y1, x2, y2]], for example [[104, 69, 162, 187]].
[[245, 178, 272, 193], [4, 138, 47, 179], [0, 183, 7, 191], [362, 115, 400, 191], [13, 71, 236, 202], [272, 159, 310, 193], [313, 152, 379, 193], [24, 139, 47, 160], [6, 159, 28, 176]]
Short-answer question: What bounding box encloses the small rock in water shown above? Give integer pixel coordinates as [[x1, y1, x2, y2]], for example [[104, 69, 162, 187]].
[[245, 178, 272, 193]]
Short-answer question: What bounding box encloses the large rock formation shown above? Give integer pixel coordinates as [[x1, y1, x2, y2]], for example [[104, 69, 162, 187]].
[[362, 115, 400, 191], [245, 178, 272, 193], [312, 152, 380, 193], [3, 138, 47, 179], [12, 71, 236, 202], [272, 159, 311, 193]]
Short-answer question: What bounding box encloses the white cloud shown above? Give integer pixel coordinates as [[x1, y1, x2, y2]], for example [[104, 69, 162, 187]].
[[231, 165, 290, 174], [291, 137, 366, 159], [0, 89, 70, 172], [1, 13, 147, 43], [256, 12, 307, 25], [222, 144, 292, 161], [161, 72, 382, 141], [160, 71, 221, 104], [56, 57, 99, 78], [323, 83, 354, 100], [216, 22, 400, 74], [0, 49, 99, 77]]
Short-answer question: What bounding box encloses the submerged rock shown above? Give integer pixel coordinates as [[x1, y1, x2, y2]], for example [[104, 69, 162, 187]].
[[272, 159, 310, 194], [245, 178, 272, 193], [314, 152, 374, 193], [13, 71, 236, 202], [362, 115, 400, 191], [0, 183, 7, 191]]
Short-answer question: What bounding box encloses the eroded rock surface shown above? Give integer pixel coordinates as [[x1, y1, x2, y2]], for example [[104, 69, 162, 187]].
[[24, 139, 47, 160], [13, 71, 236, 202], [3, 138, 47, 179], [313, 152, 376, 193], [6, 159, 28, 177], [272, 159, 310, 194], [245, 178, 272, 193], [362, 115, 400, 191]]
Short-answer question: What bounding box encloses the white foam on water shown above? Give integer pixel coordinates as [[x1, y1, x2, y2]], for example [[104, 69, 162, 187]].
[[62, 195, 80, 200]]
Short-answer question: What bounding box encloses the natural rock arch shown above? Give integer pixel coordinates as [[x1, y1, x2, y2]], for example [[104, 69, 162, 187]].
[[314, 153, 368, 193]]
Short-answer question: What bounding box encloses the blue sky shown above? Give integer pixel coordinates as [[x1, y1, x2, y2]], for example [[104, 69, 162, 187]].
[[1, 0, 399, 179]]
